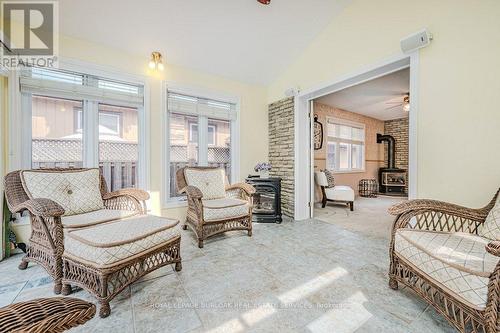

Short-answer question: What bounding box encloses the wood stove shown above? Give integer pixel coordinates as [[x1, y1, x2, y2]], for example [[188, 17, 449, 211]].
[[379, 169, 407, 194], [377, 133, 407, 195], [245, 176, 282, 223]]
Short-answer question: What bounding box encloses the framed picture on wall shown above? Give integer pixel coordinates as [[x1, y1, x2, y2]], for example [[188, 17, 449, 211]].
[[314, 115, 323, 150]]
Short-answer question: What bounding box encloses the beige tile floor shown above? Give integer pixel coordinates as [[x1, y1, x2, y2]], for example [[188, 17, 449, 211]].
[[0, 197, 456, 332]]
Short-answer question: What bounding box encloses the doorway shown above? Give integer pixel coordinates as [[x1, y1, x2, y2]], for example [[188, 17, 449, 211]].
[[293, 53, 418, 220]]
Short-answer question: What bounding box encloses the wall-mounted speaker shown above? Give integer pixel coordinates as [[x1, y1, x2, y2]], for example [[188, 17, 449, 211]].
[[400, 29, 433, 54], [284, 87, 300, 97]]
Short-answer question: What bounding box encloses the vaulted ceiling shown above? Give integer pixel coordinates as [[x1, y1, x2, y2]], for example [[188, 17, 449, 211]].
[[59, 0, 351, 85]]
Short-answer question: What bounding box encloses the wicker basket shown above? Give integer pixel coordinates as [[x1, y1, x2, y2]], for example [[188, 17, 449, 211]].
[[358, 179, 378, 197]]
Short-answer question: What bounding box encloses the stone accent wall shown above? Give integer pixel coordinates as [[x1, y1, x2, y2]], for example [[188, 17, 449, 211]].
[[384, 117, 409, 170], [384, 117, 409, 192], [268, 97, 294, 218]]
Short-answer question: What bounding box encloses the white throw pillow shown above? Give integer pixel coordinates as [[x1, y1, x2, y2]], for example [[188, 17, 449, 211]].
[[21, 169, 105, 216], [184, 168, 226, 200], [478, 195, 500, 240]]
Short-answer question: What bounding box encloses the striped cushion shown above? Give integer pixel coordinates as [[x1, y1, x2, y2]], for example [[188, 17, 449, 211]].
[[323, 169, 335, 188]]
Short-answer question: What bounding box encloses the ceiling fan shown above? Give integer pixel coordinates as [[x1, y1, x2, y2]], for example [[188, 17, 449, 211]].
[[385, 93, 410, 112]]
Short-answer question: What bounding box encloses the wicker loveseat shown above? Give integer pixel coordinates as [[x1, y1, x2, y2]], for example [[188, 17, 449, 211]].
[[4, 168, 149, 295], [176, 166, 255, 248], [388, 189, 500, 333]]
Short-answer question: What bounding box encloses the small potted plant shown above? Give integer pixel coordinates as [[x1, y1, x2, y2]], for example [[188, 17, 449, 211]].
[[254, 162, 272, 179]]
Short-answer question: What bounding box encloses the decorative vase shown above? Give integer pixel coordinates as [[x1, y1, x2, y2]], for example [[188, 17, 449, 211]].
[[259, 170, 270, 179]]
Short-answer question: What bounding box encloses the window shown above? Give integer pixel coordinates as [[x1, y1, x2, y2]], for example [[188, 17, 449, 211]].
[[75, 109, 122, 136], [326, 118, 365, 172], [99, 104, 138, 190], [21, 67, 145, 191], [208, 124, 216, 145], [99, 112, 121, 135], [189, 123, 198, 143], [169, 113, 199, 198], [190, 123, 215, 145], [326, 142, 336, 170], [167, 91, 235, 201], [31, 95, 84, 168]]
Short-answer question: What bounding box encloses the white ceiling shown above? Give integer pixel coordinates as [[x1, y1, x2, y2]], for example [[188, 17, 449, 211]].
[[58, 0, 351, 85], [316, 68, 410, 121]]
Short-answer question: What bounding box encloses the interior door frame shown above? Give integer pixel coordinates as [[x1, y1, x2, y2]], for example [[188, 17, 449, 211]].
[[309, 100, 315, 218], [0, 68, 8, 259], [295, 51, 419, 220]]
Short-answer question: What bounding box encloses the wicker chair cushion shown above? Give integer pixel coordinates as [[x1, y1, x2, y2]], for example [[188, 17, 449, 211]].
[[20, 169, 104, 216], [61, 209, 138, 229], [478, 194, 500, 240], [65, 215, 179, 267], [184, 168, 226, 200], [395, 229, 497, 309], [202, 198, 250, 222]]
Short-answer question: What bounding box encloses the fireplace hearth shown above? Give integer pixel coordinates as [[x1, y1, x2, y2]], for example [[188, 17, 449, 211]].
[[377, 133, 407, 195]]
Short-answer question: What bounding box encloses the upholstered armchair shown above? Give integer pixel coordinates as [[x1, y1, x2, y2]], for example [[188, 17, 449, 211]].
[[388, 189, 500, 333], [176, 166, 255, 248], [3, 168, 149, 295], [314, 171, 355, 211]]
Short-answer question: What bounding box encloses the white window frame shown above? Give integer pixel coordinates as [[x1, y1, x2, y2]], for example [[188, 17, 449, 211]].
[[207, 124, 216, 146], [162, 81, 240, 207], [76, 109, 83, 132], [326, 117, 366, 173], [188, 122, 197, 143], [9, 58, 150, 192]]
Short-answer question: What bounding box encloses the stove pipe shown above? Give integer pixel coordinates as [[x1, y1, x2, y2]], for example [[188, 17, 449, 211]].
[[377, 133, 396, 169]]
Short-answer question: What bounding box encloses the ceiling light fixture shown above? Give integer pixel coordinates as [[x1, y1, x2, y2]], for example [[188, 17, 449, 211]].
[[257, 0, 271, 5], [148, 51, 164, 71]]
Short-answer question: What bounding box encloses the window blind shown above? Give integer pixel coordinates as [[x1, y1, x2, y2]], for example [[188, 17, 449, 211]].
[[20, 67, 144, 107], [327, 118, 365, 145], [167, 92, 236, 121]]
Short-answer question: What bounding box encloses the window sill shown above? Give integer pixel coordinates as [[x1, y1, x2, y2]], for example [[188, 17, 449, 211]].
[[332, 169, 366, 174], [162, 200, 188, 209]]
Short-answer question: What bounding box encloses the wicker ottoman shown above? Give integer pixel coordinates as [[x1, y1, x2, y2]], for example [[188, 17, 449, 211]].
[[61, 215, 181, 318]]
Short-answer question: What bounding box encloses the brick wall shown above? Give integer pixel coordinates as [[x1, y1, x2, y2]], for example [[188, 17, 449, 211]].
[[384, 117, 409, 192], [268, 97, 294, 217]]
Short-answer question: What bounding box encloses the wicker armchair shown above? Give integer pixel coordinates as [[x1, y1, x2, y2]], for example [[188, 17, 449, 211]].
[[0, 297, 95, 333], [3, 168, 149, 295], [176, 166, 255, 248], [388, 189, 500, 333]]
